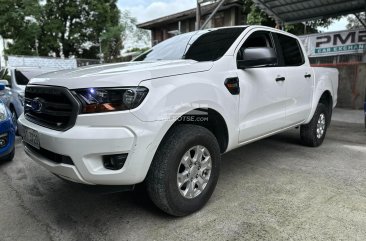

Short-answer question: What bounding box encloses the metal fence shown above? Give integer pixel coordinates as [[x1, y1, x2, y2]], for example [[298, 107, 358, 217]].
[[5, 55, 100, 69], [76, 59, 100, 67], [309, 53, 365, 66], [310, 53, 366, 110]]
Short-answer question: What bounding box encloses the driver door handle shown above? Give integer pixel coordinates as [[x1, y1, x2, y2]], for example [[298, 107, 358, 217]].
[[276, 77, 285, 82]]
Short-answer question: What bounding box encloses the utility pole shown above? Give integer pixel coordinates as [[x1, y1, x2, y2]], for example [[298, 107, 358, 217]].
[[196, 0, 201, 30]]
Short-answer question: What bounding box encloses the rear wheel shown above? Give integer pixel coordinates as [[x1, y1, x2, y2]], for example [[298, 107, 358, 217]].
[[300, 103, 329, 147], [146, 124, 221, 216]]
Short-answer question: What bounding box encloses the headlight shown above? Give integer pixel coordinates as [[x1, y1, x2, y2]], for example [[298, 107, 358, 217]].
[[0, 104, 7, 121], [74, 87, 149, 114]]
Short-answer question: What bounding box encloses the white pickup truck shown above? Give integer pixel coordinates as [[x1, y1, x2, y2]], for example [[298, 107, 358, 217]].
[[19, 26, 338, 216]]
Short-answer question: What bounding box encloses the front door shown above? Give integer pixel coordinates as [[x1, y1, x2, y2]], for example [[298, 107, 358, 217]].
[[236, 30, 287, 143]]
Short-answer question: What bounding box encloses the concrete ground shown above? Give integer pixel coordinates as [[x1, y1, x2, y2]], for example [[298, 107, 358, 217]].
[[0, 109, 365, 241]]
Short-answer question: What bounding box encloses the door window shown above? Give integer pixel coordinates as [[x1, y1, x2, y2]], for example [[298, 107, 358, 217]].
[[276, 34, 304, 66], [237, 31, 276, 65]]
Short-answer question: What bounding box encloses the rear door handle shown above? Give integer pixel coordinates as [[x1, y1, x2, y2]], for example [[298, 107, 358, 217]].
[[304, 74, 312, 78], [276, 77, 285, 82]]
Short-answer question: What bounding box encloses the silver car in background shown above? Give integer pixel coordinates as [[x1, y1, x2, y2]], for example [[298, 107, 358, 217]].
[[0, 67, 57, 127]]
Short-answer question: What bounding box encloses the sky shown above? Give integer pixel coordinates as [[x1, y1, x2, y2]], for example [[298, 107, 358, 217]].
[[118, 0, 349, 32], [118, 0, 196, 23]]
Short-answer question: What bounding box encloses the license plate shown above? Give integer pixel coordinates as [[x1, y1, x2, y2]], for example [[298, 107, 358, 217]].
[[24, 127, 40, 149]]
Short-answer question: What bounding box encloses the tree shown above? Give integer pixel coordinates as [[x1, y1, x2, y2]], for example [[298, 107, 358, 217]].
[[0, 0, 41, 55], [39, 0, 122, 59], [0, 0, 126, 60], [119, 10, 150, 52], [347, 13, 366, 30]]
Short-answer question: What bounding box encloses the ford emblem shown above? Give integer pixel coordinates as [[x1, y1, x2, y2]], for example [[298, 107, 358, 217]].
[[31, 98, 43, 113]]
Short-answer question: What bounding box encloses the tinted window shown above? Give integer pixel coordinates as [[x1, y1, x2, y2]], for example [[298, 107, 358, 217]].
[[134, 27, 246, 62], [185, 28, 244, 61], [242, 31, 273, 49], [277, 34, 304, 66]]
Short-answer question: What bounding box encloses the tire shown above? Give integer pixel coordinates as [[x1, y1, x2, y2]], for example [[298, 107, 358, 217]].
[[146, 124, 221, 216], [0, 148, 15, 162], [300, 103, 329, 147]]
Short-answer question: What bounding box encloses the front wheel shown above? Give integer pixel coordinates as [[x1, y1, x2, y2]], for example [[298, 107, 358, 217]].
[[146, 124, 221, 216], [300, 103, 330, 147]]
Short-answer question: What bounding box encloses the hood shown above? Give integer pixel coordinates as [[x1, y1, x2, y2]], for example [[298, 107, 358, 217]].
[[29, 60, 213, 89]]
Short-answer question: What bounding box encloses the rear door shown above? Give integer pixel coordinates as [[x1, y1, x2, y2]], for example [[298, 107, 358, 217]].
[[236, 30, 287, 143], [273, 33, 313, 125]]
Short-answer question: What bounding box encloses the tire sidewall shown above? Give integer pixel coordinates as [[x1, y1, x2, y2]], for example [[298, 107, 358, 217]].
[[164, 129, 220, 215], [312, 103, 328, 146]]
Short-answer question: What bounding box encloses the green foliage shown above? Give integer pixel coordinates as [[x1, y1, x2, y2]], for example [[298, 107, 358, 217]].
[[0, 0, 41, 55], [120, 10, 150, 51], [247, 3, 276, 27], [347, 13, 365, 30], [0, 0, 130, 61]]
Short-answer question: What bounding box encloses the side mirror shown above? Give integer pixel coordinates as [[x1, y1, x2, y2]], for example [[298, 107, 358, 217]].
[[0, 79, 9, 86], [0, 83, 4, 91], [237, 47, 277, 69]]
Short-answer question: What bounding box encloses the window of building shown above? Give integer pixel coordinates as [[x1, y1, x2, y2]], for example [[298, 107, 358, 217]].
[[213, 12, 225, 28]]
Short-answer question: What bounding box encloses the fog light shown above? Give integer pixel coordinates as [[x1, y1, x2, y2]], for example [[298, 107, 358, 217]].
[[0, 134, 8, 148], [103, 154, 128, 170]]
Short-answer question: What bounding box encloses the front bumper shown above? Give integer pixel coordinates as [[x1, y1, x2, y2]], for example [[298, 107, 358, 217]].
[[18, 112, 165, 185]]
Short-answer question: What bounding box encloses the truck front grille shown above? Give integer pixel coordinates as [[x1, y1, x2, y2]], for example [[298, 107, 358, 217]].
[[25, 85, 80, 131]]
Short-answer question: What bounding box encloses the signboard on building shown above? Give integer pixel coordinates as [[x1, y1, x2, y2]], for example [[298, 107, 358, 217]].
[[299, 29, 366, 57]]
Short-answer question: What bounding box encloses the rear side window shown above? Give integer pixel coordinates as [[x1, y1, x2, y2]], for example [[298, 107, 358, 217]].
[[277, 34, 304, 66]]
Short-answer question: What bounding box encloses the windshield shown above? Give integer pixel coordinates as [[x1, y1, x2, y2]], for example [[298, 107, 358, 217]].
[[134, 27, 246, 62], [15, 69, 54, 85]]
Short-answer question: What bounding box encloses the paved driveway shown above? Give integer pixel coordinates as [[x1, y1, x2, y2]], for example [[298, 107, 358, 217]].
[[1, 118, 365, 241]]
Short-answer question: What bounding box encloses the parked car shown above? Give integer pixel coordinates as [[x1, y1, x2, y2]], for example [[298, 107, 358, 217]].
[[0, 81, 12, 107], [18, 26, 339, 216], [0, 67, 57, 125], [0, 87, 16, 162]]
